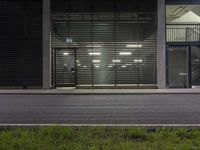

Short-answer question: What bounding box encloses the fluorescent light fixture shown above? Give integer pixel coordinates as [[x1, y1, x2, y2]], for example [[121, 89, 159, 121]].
[[122, 65, 127, 68], [83, 66, 87, 68], [63, 53, 69, 56], [125, 64, 132, 66], [112, 59, 121, 63], [179, 72, 187, 76], [108, 65, 113, 68], [119, 52, 132, 55], [88, 49, 101, 52], [77, 64, 81, 67], [194, 59, 200, 62], [95, 65, 100, 68], [86, 45, 102, 48], [126, 44, 142, 48], [122, 49, 136, 51], [93, 60, 101, 63], [89, 52, 101, 56], [109, 64, 115, 66], [171, 7, 184, 16], [134, 59, 143, 63], [65, 38, 73, 43]]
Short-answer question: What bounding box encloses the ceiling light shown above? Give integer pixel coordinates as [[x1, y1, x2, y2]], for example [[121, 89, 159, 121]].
[[89, 52, 101, 56], [126, 44, 142, 48], [63, 53, 69, 56], [95, 65, 100, 68], [179, 72, 187, 76], [119, 52, 132, 55], [88, 49, 101, 52], [122, 49, 136, 51], [93, 60, 101, 63], [108, 65, 113, 68], [134, 59, 143, 63], [86, 45, 102, 48], [122, 65, 127, 68], [125, 64, 132, 66], [112, 59, 121, 63], [65, 38, 73, 43]]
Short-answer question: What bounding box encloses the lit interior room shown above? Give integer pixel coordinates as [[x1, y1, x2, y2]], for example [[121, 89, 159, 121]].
[[51, 0, 157, 88]]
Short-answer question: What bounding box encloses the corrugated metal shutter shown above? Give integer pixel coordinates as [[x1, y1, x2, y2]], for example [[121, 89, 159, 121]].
[[54, 48, 75, 87], [51, 12, 157, 87], [0, 0, 42, 88]]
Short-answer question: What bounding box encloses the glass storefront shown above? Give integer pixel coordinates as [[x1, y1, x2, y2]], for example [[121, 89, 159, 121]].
[[51, 1, 157, 88], [168, 46, 189, 88], [166, 4, 200, 88], [167, 45, 200, 88]]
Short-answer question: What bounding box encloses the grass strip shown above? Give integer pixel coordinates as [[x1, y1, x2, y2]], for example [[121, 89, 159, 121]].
[[0, 127, 200, 150]]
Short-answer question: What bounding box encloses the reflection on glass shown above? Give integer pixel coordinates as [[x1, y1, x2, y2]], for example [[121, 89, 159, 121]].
[[191, 46, 200, 86], [168, 47, 188, 88]]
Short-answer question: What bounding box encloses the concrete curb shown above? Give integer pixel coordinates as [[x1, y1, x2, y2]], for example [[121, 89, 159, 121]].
[[0, 89, 200, 95], [1, 124, 200, 128], [1, 93, 200, 95]]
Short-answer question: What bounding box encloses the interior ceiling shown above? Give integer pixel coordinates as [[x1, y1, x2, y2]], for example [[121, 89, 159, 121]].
[[166, 5, 200, 22], [51, 0, 157, 13]]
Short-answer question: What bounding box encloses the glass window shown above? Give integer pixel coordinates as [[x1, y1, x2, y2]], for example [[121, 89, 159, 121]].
[[51, 12, 157, 88]]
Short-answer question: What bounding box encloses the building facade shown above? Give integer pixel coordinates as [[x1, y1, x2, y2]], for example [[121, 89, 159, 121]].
[[0, 0, 200, 89]]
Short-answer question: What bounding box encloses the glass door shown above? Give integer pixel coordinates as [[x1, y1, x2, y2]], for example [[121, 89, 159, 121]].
[[191, 46, 200, 87], [168, 46, 190, 88], [54, 48, 75, 87]]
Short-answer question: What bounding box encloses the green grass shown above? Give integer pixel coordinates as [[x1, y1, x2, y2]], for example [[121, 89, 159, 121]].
[[0, 127, 200, 150]]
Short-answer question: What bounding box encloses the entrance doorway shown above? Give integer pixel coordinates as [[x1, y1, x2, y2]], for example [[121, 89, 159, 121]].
[[167, 45, 200, 88], [191, 46, 200, 87], [53, 48, 76, 87], [167, 46, 190, 88]]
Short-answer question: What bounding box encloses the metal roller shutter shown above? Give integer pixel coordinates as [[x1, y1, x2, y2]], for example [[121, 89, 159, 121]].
[[0, 0, 42, 88], [51, 12, 157, 88]]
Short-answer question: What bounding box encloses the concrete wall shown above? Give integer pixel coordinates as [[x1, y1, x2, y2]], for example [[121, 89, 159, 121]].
[[157, 0, 167, 89], [43, 0, 51, 89]]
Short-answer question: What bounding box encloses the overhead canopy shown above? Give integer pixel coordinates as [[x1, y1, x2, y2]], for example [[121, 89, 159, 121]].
[[172, 11, 200, 23]]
